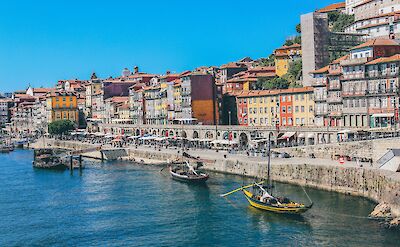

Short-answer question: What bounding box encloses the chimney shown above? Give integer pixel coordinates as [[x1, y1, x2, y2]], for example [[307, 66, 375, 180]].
[[134, 66, 139, 74]]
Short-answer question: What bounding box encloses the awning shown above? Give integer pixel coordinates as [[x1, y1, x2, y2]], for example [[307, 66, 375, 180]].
[[211, 140, 238, 145], [298, 133, 305, 138], [278, 132, 296, 140], [372, 113, 394, 118], [337, 129, 354, 134], [140, 136, 156, 140]]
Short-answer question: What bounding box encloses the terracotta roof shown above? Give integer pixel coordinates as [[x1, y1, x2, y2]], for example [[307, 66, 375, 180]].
[[317, 2, 345, 13], [220, 62, 247, 69], [108, 96, 129, 103], [330, 54, 349, 64], [33, 88, 54, 93], [310, 65, 329, 74], [275, 43, 301, 51], [352, 10, 400, 22], [354, 0, 374, 8], [356, 22, 389, 30], [366, 54, 400, 65], [118, 103, 130, 110], [351, 39, 399, 50], [236, 87, 314, 98]]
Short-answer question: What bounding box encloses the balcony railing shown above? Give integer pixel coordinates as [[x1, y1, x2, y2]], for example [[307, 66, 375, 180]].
[[327, 97, 342, 103], [311, 78, 327, 87]]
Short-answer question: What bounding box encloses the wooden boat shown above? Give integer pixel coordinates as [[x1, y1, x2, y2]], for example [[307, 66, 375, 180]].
[[32, 149, 67, 170], [242, 185, 312, 214], [221, 134, 313, 214], [169, 161, 209, 183]]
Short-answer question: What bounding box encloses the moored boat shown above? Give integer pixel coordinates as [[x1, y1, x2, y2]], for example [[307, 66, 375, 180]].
[[32, 149, 67, 170], [169, 161, 209, 183], [221, 133, 313, 214]]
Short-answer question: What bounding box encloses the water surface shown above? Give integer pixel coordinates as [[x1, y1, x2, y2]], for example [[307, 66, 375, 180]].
[[0, 150, 399, 246]]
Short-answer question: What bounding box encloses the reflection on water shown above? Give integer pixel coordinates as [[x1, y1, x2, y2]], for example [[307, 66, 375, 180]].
[[0, 150, 399, 247]]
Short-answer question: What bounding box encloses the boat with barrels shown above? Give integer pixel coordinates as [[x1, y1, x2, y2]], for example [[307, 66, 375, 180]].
[[169, 161, 209, 183], [32, 149, 67, 170], [222, 134, 313, 214]]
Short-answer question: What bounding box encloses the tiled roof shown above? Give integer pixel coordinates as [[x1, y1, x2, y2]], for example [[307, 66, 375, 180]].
[[316, 2, 345, 13], [351, 39, 399, 50], [366, 54, 400, 65], [330, 55, 349, 64], [236, 87, 314, 98], [310, 65, 329, 74]]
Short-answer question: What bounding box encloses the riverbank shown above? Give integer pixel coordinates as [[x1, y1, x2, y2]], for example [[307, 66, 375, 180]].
[[30, 139, 400, 224]]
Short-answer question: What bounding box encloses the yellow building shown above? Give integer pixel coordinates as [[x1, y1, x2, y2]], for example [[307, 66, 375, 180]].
[[245, 90, 280, 127], [236, 87, 314, 127], [46, 91, 79, 123], [283, 87, 314, 127], [274, 44, 302, 77]]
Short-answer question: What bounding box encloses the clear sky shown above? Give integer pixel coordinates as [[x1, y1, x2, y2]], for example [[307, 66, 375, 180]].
[[0, 0, 337, 92]]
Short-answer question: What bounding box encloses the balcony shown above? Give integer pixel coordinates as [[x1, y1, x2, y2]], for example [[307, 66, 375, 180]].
[[311, 78, 327, 87], [327, 97, 342, 103], [367, 88, 397, 95], [314, 95, 327, 102], [315, 109, 328, 115], [329, 82, 341, 91], [342, 90, 366, 97]]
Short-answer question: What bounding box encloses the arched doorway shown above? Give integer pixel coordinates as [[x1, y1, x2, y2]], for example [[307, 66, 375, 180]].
[[193, 131, 199, 139], [239, 133, 248, 149], [205, 131, 214, 139], [181, 131, 187, 138]]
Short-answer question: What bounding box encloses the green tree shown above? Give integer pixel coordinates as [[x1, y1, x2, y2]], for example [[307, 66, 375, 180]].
[[48, 120, 75, 135], [296, 23, 301, 34], [257, 54, 275, 66], [328, 12, 355, 32], [256, 77, 290, 90]]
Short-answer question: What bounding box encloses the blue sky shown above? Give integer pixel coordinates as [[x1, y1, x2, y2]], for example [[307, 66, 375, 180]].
[[0, 0, 336, 92]]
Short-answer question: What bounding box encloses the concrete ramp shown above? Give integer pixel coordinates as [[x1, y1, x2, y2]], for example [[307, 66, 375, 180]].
[[377, 149, 400, 172], [101, 149, 128, 160]]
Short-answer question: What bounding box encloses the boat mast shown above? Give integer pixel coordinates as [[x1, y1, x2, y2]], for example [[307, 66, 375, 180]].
[[267, 132, 272, 192]]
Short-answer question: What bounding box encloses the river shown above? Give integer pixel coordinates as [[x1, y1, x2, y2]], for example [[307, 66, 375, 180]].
[[0, 150, 399, 246]]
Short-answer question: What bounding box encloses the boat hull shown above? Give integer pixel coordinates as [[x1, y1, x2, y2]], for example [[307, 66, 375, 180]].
[[170, 170, 209, 183], [243, 189, 311, 214]]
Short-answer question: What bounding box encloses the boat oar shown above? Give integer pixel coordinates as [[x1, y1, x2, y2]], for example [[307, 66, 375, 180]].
[[220, 181, 264, 197]]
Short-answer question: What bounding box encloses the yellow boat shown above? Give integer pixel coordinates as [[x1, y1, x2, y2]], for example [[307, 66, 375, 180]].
[[242, 188, 312, 214], [221, 133, 313, 215]]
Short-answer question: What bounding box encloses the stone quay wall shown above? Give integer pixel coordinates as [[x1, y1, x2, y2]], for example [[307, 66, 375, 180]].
[[276, 137, 400, 162]]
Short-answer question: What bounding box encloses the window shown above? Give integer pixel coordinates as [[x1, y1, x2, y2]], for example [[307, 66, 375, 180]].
[[301, 106, 305, 112], [282, 96, 286, 102], [249, 98, 252, 104], [282, 118, 286, 125], [296, 118, 300, 125], [244, 118, 247, 124], [260, 107, 262, 114], [295, 106, 299, 112], [288, 118, 292, 125], [265, 118, 269, 125], [288, 106, 292, 113], [301, 118, 305, 124], [260, 98, 263, 103], [282, 106, 286, 113], [260, 118, 263, 124], [309, 106, 313, 112]]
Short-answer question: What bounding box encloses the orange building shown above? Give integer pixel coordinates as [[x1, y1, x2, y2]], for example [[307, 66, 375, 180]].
[[46, 91, 79, 124]]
